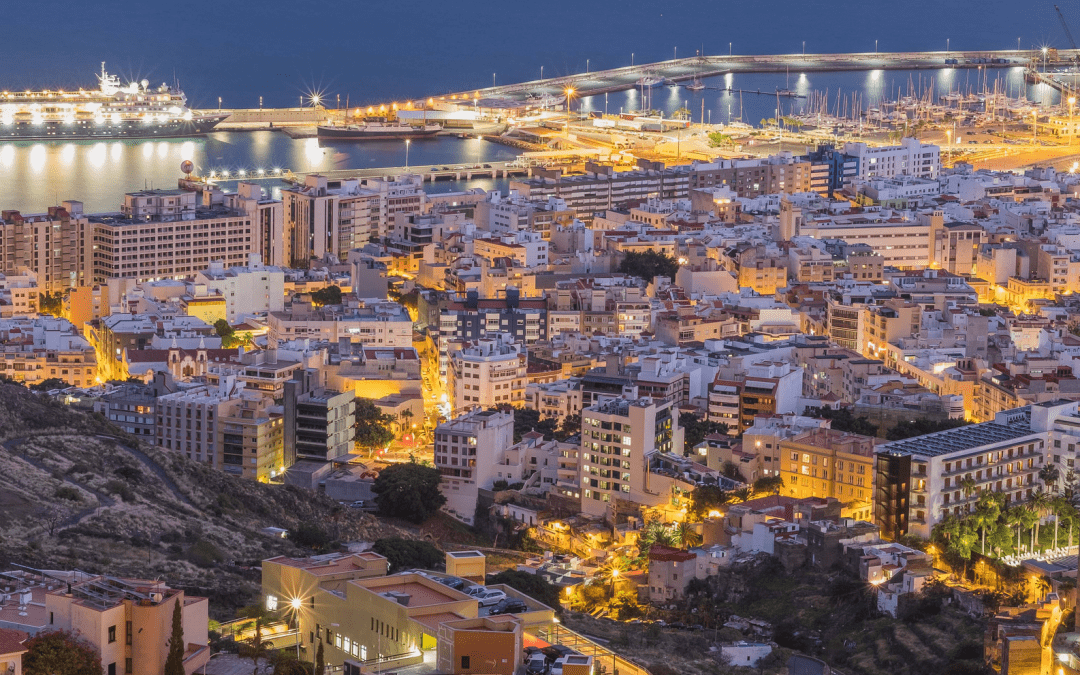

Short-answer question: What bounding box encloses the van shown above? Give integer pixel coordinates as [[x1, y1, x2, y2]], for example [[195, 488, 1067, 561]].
[[526, 654, 548, 675]]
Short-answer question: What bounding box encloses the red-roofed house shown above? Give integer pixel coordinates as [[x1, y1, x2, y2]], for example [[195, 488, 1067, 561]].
[[0, 628, 26, 675]]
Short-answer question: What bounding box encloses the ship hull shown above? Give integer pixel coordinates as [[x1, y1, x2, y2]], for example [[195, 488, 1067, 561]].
[[0, 115, 229, 141], [316, 126, 441, 140]]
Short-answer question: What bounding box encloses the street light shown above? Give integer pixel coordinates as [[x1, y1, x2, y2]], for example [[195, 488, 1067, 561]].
[[610, 567, 620, 595], [802, 40, 805, 55], [405, 139, 411, 170], [1069, 96, 1075, 145], [586, 58, 589, 74], [875, 39, 878, 53], [564, 87, 575, 138], [492, 72, 496, 88]]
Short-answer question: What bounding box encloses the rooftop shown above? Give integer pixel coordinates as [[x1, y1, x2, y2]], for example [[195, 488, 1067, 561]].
[[879, 419, 1036, 459]]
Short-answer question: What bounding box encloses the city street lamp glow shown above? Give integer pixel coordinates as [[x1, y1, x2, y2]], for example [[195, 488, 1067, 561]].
[[290, 597, 302, 610]]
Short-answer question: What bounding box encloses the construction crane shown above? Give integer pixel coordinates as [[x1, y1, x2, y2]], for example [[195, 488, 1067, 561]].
[[1056, 5, 1078, 49], [1056, 5, 1080, 77]]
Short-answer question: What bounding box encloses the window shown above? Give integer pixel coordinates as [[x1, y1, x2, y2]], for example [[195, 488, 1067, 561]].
[[108, 665, 116, 675], [125, 659, 133, 674], [461, 657, 471, 670], [108, 626, 116, 643]]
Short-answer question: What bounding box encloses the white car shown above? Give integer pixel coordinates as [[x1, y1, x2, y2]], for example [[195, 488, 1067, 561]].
[[551, 657, 568, 675], [475, 589, 507, 607]]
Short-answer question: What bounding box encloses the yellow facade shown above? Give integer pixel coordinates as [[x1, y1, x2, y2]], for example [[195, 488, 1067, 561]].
[[181, 296, 227, 325], [780, 429, 878, 518]]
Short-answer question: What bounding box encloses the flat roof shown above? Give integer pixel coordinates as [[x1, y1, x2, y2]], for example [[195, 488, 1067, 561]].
[[447, 550, 484, 558], [879, 419, 1035, 459], [264, 552, 386, 576]]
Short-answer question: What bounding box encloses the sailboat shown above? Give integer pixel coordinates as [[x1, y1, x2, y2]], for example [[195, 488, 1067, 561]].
[[686, 74, 705, 92]]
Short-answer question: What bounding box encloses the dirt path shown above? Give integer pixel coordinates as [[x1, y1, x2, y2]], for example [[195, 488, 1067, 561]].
[[95, 434, 198, 509], [1, 437, 116, 528]]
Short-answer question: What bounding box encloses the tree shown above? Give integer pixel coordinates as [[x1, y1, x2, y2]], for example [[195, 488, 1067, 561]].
[[707, 132, 734, 148], [316, 640, 325, 675], [499, 406, 557, 443], [237, 607, 272, 675], [354, 398, 396, 455], [270, 650, 314, 675], [752, 475, 785, 496], [557, 413, 581, 440], [805, 406, 878, 436], [616, 250, 680, 283], [488, 570, 561, 609], [372, 537, 444, 572], [38, 291, 64, 317], [22, 631, 102, 675], [1040, 464, 1061, 492], [288, 523, 337, 553], [689, 484, 731, 520], [164, 600, 185, 675], [29, 377, 68, 392], [678, 412, 729, 451], [311, 285, 343, 307], [672, 521, 702, 549], [372, 462, 446, 524], [720, 461, 746, 483]]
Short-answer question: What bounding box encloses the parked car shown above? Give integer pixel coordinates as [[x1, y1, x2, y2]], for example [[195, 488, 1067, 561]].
[[465, 585, 487, 597], [551, 657, 569, 675], [526, 653, 549, 675], [441, 577, 468, 591], [474, 589, 507, 607], [347, 500, 365, 509], [489, 599, 528, 615], [541, 646, 577, 663]]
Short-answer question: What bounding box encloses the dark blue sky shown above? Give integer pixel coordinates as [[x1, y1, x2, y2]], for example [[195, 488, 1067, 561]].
[[0, 0, 1068, 107]]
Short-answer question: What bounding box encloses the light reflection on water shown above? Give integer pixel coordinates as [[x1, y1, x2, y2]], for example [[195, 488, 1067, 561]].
[[0, 130, 521, 212]]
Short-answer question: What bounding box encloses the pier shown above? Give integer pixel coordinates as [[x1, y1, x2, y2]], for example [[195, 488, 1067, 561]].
[[199, 49, 1074, 129]]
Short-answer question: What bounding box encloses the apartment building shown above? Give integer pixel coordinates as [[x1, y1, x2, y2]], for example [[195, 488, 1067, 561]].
[[22, 570, 210, 675], [0, 316, 97, 387], [434, 409, 515, 524], [523, 378, 583, 422], [779, 428, 880, 521], [218, 394, 285, 481], [192, 255, 285, 323], [359, 175, 427, 240], [437, 290, 548, 376], [874, 403, 1071, 540], [781, 200, 939, 269], [472, 231, 549, 269], [708, 361, 804, 433], [91, 188, 272, 283], [0, 270, 39, 316], [579, 397, 682, 518], [688, 153, 812, 198], [509, 163, 690, 217], [448, 334, 527, 414], [282, 175, 380, 267], [0, 203, 93, 293], [800, 144, 860, 195], [843, 138, 941, 180], [267, 302, 412, 349], [473, 192, 574, 238], [283, 376, 356, 465]]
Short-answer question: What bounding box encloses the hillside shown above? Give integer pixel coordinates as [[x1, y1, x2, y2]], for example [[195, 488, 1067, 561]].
[[0, 383, 400, 617]]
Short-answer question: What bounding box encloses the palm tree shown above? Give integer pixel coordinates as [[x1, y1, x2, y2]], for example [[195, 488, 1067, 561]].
[[238, 615, 271, 675], [960, 477, 977, 507], [673, 521, 702, 549], [973, 492, 1002, 555], [732, 487, 752, 503], [1006, 507, 1025, 555], [1021, 504, 1040, 555], [1030, 489, 1051, 553], [1039, 464, 1061, 493]]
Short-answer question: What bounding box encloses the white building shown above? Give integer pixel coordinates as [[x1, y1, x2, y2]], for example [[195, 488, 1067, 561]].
[[193, 254, 285, 323], [267, 301, 412, 349], [448, 333, 528, 414], [434, 409, 516, 524], [282, 175, 380, 267], [843, 138, 941, 180], [579, 397, 683, 518]]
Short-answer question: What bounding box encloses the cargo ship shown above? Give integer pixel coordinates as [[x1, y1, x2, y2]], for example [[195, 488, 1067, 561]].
[[316, 120, 442, 140], [0, 63, 228, 140]]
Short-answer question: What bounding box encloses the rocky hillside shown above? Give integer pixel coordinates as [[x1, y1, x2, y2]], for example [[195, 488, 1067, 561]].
[[0, 383, 400, 617]]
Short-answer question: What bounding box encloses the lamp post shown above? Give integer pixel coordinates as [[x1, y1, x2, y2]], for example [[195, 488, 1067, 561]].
[[610, 567, 620, 596], [802, 40, 805, 55], [875, 39, 878, 53], [405, 139, 411, 170], [493, 73, 496, 88], [631, 52, 634, 67], [586, 58, 590, 74], [1070, 96, 1076, 146], [564, 87, 575, 138], [540, 65, 544, 81], [1043, 46, 1048, 72], [729, 42, 732, 56], [674, 46, 677, 61], [289, 597, 303, 661]]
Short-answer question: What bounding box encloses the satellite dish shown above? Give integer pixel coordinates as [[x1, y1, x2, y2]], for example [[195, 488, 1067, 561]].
[[180, 160, 194, 176], [140, 79, 149, 90]]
